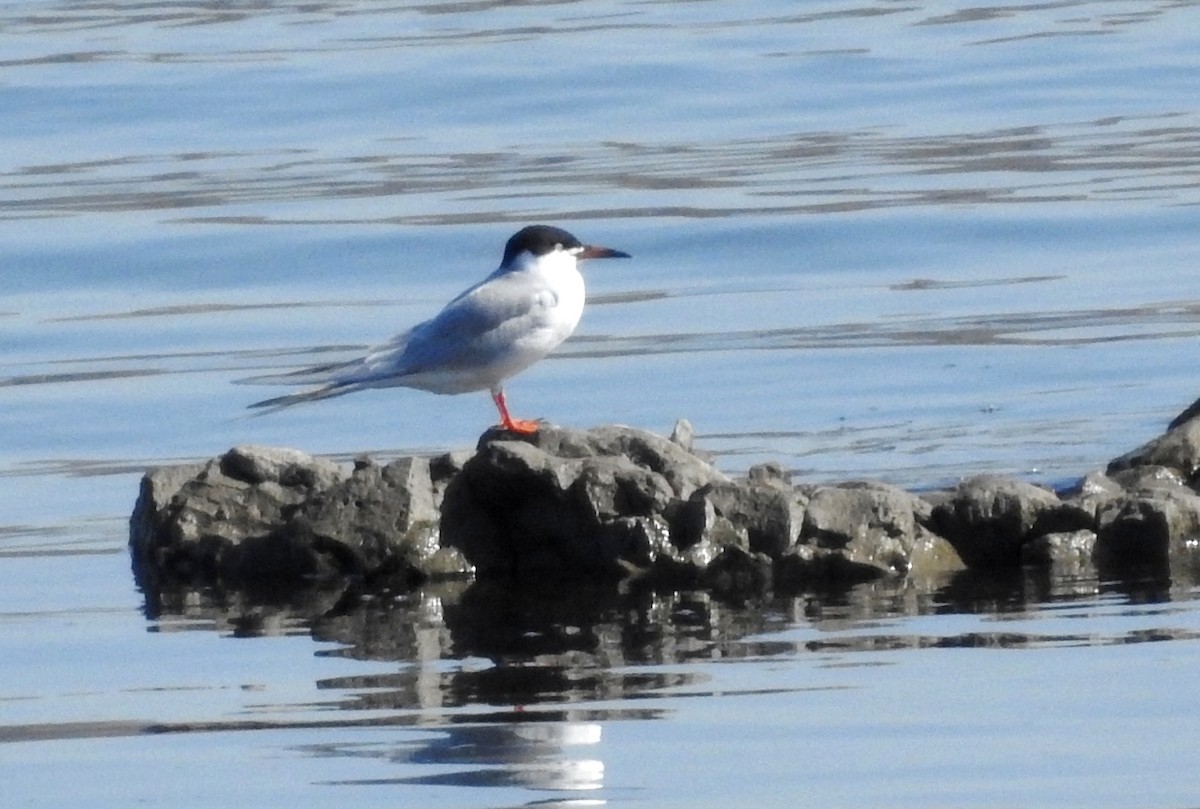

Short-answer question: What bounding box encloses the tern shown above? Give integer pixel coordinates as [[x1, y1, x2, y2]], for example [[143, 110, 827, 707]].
[[248, 224, 631, 433]]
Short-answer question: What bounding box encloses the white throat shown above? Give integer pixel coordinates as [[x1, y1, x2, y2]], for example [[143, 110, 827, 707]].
[[522, 249, 586, 336]]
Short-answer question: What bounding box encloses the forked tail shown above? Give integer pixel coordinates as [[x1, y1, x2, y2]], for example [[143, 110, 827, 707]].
[[246, 381, 358, 415]]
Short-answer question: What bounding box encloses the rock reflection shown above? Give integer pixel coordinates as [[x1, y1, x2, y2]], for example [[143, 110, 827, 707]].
[[309, 580, 774, 712], [134, 564, 1200, 794], [142, 557, 1200, 679]]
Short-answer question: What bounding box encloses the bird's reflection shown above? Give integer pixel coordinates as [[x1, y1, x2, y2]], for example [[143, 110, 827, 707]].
[[404, 720, 604, 791]]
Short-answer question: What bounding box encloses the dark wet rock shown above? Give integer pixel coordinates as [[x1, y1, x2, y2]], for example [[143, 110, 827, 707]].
[[1095, 484, 1200, 565], [647, 534, 724, 585], [927, 475, 1092, 570], [777, 544, 879, 585], [701, 545, 773, 596], [1167, 396, 1200, 431], [1107, 418, 1200, 483], [667, 491, 747, 553]]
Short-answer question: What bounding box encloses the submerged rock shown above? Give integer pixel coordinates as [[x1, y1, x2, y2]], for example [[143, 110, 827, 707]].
[[130, 405, 1200, 597]]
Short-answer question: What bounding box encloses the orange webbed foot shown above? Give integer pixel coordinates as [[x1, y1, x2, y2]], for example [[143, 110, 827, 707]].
[[499, 417, 541, 434], [490, 389, 541, 435]]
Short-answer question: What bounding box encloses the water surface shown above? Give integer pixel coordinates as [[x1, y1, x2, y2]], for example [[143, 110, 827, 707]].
[[3, 1, 1200, 806]]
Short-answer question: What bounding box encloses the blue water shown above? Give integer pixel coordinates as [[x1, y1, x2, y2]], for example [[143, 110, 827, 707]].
[[3, 1, 1200, 806]]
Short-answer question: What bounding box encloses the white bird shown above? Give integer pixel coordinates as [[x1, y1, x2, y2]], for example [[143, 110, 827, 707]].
[[248, 224, 631, 433]]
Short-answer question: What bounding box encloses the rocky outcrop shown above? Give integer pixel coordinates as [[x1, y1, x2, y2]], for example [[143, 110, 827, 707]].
[[131, 405, 1200, 598], [130, 445, 469, 595]]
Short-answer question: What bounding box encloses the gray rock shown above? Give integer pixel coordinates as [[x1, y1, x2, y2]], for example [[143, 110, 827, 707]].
[[219, 444, 345, 489], [1021, 529, 1098, 569], [798, 482, 929, 578], [689, 478, 803, 558], [442, 424, 723, 578], [906, 528, 969, 580], [747, 461, 792, 486], [669, 418, 696, 453], [290, 456, 468, 584], [1061, 470, 1125, 519], [129, 445, 472, 593], [927, 475, 1091, 570], [1109, 464, 1190, 494], [129, 460, 206, 559], [130, 445, 350, 589]]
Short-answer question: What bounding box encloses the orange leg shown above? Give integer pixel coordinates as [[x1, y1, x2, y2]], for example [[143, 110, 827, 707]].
[[491, 389, 540, 434]]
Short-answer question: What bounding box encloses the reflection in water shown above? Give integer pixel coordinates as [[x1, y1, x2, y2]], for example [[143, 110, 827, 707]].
[[310, 581, 750, 711], [309, 720, 606, 792]]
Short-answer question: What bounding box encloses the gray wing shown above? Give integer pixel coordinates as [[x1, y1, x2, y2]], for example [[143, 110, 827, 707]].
[[246, 270, 550, 410], [348, 270, 553, 382]]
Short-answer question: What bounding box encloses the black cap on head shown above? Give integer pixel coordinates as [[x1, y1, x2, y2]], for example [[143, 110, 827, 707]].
[[501, 225, 583, 265]]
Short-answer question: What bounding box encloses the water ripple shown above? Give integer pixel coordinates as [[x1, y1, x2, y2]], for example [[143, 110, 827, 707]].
[[2, 114, 1197, 223]]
